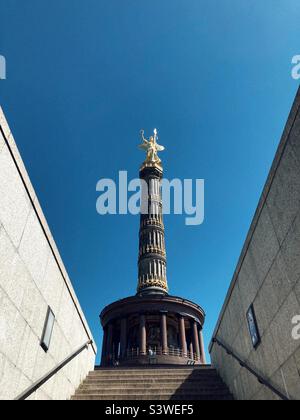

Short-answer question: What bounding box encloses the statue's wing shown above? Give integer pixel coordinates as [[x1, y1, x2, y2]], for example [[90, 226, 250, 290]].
[[139, 143, 149, 151], [156, 145, 165, 152]]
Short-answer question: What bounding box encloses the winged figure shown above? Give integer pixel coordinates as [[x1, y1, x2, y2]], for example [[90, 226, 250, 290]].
[[139, 128, 165, 164]]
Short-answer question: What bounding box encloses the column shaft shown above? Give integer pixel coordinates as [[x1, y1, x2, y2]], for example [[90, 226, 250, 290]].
[[106, 323, 114, 365], [101, 328, 108, 366], [161, 313, 168, 354], [199, 330, 207, 364], [139, 315, 147, 355], [189, 342, 194, 360], [179, 316, 188, 357], [120, 318, 127, 359], [192, 321, 201, 361]]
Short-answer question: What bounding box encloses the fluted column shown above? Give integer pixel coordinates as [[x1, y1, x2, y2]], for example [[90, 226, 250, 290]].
[[139, 314, 147, 355], [137, 162, 168, 295], [192, 320, 201, 362], [199, 330, 207, 364], [161, 313, 168, 355], [120, 318, 127, 359], [179, 316, 187, 357]]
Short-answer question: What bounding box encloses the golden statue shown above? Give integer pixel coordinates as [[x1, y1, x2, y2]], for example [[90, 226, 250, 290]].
[[139, 129, 165, 165]]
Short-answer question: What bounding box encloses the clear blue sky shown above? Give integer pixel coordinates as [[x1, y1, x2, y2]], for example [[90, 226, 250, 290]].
[[0, 0, 299, 363]]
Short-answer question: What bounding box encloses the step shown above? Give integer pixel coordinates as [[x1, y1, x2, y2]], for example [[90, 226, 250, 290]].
[[87, 372, 218, 379], [94, 365, 213, 371], [77, 386, 230, 395], [79, 380, 228, 388], [84, 377, 220, 384], [81, 379, 224, 387], [80, 378, 226, 387], [86, 375, 220, 382], [88, 370, 219, 376], [90, 368, 216, 374], [72, 393, 233, 401], [71, 367, 234, 401], [78, 383, 228, 392]]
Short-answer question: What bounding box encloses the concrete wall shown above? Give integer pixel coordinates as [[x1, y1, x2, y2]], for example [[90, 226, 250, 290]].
[[210, 88, 300, 401], [0, 108, 97, 400]]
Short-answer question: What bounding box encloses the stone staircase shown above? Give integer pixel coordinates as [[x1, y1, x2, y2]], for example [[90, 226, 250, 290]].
[[72, 366, 233, 400]]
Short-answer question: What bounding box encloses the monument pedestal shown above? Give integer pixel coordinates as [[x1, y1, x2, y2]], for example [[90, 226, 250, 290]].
[[100, 294, 206, 367]]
